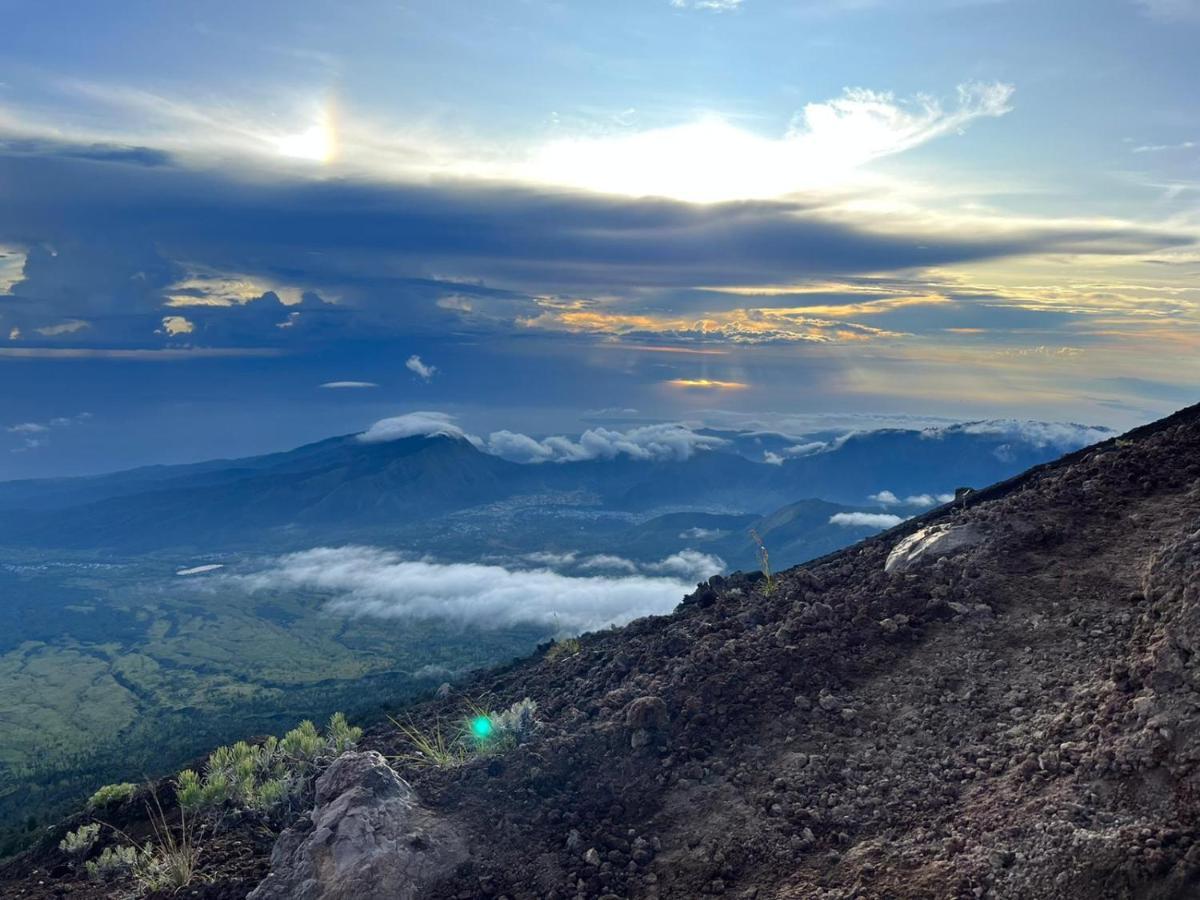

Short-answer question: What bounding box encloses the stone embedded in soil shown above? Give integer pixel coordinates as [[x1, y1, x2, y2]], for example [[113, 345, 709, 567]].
[[246, 751, 466, 900]]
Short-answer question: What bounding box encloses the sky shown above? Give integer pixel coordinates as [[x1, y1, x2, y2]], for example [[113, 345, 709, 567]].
[[1, 0, 1198, 477]]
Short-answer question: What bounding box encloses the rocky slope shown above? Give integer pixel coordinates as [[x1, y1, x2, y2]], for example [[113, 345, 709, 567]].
[[5, 403, 1200, 899]]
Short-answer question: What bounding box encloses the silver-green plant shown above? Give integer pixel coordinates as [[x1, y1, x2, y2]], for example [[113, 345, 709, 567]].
[[176, 712, 361, 824], [59, 822, 101, 857], [84, 844, 138, 882], [87, 782, 137, 810], [492, 698, 539, 743]]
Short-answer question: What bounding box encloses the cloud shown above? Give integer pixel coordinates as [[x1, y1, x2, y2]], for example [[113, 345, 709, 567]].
[[869, 489, 953, 507], [829, 512, 905, 528], [5, 411, 91, 452], [670, 0, 745, 10], [644, 549, 726, 581], [1132, 140, 1198, 153], [679, 527, 724, 540], [763, 451, 785, 465], [320, 381, 378, 389], [519, 82, 1013, 202], [357, 411, 474, 444], [231, 545, 698, 633], [576, 554, 641, 574], [926, 420, 1112, 450], [158, 314, 195, 336], [483, 422, 727, 463], [0, 145, 1189, 355], [406, 354, 436, 381]]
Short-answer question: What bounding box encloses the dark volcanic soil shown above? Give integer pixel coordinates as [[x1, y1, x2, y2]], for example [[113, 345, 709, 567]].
[[6, 404, 1200, 899]]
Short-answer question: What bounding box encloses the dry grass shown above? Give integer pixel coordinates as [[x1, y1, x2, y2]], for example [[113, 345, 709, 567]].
[[388, 716, 468, 768]]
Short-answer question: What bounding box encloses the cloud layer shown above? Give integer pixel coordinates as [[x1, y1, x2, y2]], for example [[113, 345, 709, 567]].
[[233, 546, 705, 633], [830, 512, 905, 528]]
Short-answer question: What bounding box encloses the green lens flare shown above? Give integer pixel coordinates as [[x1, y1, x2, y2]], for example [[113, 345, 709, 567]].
[[471, 716, 493, 739]]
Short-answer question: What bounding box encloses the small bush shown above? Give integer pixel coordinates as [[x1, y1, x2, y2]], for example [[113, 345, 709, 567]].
[[59, 823, 100, 857], [84, 844, 138, 882], [490, 698, 539, 745], [327, 711, 363, 754], [545, 637, 581, 662], [176, 712, 360, 823], [87, 782, 137, 810], [392, 697, 540, 767]]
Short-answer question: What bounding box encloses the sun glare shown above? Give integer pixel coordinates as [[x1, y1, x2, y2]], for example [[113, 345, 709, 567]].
[[666, 378, 749, 390], [274, 107, 337, 164]]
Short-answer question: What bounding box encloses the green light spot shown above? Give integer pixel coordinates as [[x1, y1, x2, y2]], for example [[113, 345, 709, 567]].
[[471, 716, 493, 739]]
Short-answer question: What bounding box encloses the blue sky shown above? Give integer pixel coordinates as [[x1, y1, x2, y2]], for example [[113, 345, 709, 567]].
[[1, 0, 1198, 476]]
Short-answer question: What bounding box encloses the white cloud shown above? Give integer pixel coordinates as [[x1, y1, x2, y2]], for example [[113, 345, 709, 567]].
[[670, 0, 744, 10], [320, 381, 378, 389], [158, 315, 195, 336], [869, 490, 953, 508], [231, 546, 697, 633], [36, 320, 90, 337], [577, 554, 641, 574], [357, 412, 726, 463], [679, 527, 724, 540], [406, 354, 437, 381], [830, 512, 904, 528], [644, 549, 726, 581], [926, 420, 1112, 450], [6, 412, 92, 452], [485, 423, 727, 463], [520, 82, 1012, 202], [1132, 140, 1198, 153], [763, 451, 785, 465], [357, 411, 474, 444]]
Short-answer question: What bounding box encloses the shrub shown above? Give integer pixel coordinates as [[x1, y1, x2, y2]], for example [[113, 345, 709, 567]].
[[392, 697, 540, 767], [84, 844, 138, 882], [326, 711, 363, 754], [59, 823, 100, 857], [545, 637, 581, 662], [490, 698, 539, 745], [176, 712, 360, 823], [87, 782, 137, 810]]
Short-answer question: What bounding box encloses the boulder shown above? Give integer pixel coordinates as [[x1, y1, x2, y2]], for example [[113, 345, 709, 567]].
[[248, 751, 466, 900], [885, 524, 983, 574]]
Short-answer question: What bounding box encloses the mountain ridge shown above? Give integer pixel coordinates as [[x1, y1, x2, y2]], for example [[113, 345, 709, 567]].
[[3, 401, 1199, 898]]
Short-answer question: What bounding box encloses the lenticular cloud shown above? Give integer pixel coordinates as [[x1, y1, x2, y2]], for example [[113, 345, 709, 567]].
[[234, 546, 698, 633]]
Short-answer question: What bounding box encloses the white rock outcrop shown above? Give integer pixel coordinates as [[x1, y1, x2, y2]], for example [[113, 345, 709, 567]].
[[885, 523, 982, 574]]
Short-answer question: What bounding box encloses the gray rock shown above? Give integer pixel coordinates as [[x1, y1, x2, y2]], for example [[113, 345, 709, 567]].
[[885, 524, 983, 574], [248, 751, 466, 900], [625, 696, 669, 731]]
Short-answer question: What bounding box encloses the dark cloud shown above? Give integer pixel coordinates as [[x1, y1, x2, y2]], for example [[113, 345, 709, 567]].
[[0, 146, 1191, 349]]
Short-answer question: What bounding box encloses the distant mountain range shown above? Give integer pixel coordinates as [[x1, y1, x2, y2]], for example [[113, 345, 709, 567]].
[[0, 419, 1110, 569]]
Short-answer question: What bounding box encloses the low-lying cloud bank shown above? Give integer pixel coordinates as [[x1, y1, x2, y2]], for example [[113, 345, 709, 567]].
[[358, 412, 726, 463], [830, 512, 905, 529], [231, 546, 718, 633], [354, 411, 1113, 468], [869, 490, 955, 508]]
